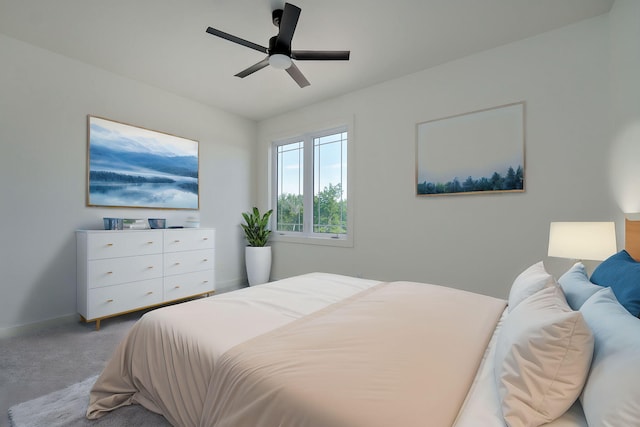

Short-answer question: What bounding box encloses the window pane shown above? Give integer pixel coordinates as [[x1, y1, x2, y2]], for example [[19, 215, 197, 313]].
[[313, 132, 347, 234], [276, 141, 304, 232]]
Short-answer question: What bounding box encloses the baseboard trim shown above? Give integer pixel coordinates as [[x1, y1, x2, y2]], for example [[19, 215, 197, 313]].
[[215, 277, 247, 294], [1, 278, 248, 339], [0, 314, 78, 339]]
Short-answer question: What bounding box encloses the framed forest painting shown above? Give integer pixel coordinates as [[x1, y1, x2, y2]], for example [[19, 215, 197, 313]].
[[416, 102, 525, 196], [87, 116, 199, 209]]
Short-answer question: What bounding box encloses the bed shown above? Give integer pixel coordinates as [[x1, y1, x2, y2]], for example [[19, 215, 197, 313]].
[[86, 222, 640, 427]]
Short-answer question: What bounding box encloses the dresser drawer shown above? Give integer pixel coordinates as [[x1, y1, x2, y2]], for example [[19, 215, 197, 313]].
[[164, 249, 214, 276], [164, 270, 215, 301], [86, 231, 163, 260], [86, 279, 163, 320], [164, 229, 214, 253], [87, 254, 162, 288]]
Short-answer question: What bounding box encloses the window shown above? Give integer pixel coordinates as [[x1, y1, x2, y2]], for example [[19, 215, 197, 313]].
[[272, 126, 350, 245]]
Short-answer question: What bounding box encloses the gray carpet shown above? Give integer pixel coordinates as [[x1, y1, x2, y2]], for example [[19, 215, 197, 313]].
[[2, 296, 233, 427], [1, 311, 153, 427], [8, 375, 170, 427]]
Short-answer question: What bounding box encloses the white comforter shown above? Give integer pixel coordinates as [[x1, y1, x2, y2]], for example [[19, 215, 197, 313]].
[[88, 272, 588, 427], [88, 273, 384, 425]]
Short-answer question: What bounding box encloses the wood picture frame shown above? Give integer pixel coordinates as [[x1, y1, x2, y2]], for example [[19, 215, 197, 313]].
[[87, 116, 199, 209]]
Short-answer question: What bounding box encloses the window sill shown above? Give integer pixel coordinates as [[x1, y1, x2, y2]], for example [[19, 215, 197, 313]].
[[271, 233, 353, 248]]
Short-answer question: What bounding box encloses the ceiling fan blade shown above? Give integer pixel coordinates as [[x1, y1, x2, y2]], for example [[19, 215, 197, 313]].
[[292, 50, 350, 61], [235, 57, 270, 78], [276, 3, 301, 50], [206, 27, 268, 54], [286, 62, 310, 88]]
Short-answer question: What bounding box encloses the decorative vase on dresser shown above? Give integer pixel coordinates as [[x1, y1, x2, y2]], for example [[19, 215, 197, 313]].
[[76, 228, 215, 330]]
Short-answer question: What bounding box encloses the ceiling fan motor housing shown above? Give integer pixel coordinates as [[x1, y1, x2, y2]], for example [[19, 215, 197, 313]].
[[272, 9, 283, 27], [269, 35, 289, 56]]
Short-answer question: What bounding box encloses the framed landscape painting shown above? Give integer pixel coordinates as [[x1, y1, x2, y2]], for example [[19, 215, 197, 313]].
[[416, 102, 525, 196], [87, 116, 199, 209]]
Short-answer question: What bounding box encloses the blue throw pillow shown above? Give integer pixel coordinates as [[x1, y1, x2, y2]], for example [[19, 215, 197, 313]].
[[590, 250, 640, 317], [558, 262, 603, 310]]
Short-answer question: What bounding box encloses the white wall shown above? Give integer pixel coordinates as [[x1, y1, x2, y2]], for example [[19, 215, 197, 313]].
[[257, 14, 618, 298], [2, 5, 633, 334], [609, 0, 640, 213], [0, 34, 256, 334]]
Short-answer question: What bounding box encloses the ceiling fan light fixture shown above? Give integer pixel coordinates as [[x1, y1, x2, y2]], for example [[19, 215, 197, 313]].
[[206, 2, 350, 88], [269, 54, 292, 70]]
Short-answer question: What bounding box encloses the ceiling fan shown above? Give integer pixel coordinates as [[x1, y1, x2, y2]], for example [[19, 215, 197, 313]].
[[205, 2, 350, 88]]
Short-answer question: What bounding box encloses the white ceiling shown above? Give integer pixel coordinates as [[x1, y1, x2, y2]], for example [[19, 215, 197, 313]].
[[0, 0, 613, 121]]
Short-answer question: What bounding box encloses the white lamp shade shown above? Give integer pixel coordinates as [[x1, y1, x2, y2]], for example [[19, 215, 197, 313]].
[[548, 222, 617, 261]]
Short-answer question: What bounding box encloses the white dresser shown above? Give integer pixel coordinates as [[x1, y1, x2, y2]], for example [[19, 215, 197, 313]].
[[77, 228, 215, 330]]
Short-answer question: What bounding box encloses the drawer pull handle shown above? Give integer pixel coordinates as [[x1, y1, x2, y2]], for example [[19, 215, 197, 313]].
[[203, 259, 208, 262], [174, 285, 181, 289], [203, 237, 209, 240], [174, 240, 181, 243], [106, 271, 113, 275], [106, 299, 114, 303], [147, 266, 154, 269], [146, 291, 154, 295], [106, 243, 114, 247], [174, 262, 181, 265], [147, 241, 154, 244], [202, 280, 209, 284]]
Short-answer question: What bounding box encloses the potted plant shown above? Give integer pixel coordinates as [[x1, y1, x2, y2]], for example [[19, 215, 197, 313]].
[[241, 207, 273, 286]]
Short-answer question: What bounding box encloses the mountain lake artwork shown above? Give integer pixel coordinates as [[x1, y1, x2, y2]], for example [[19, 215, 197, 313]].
[[87, 116, 199, 209]]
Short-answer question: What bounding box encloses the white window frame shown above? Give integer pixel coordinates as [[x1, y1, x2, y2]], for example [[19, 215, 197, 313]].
[[270, 123, 353, 247]]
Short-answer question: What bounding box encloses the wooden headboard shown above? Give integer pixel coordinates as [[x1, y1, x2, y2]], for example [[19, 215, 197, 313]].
[[625, 219, 640, 261]]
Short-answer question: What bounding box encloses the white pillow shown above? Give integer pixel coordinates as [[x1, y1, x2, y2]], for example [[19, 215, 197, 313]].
[[495, 284, 594, 427], [508, 261, 555, 312], [580, 287, 640, 426]]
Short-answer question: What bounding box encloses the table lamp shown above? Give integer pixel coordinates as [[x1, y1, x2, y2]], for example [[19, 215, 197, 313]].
[[547, 222, 617, 261]]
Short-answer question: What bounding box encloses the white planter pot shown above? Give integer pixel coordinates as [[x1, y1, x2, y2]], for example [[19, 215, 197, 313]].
[[245, 246, 272, 286]]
